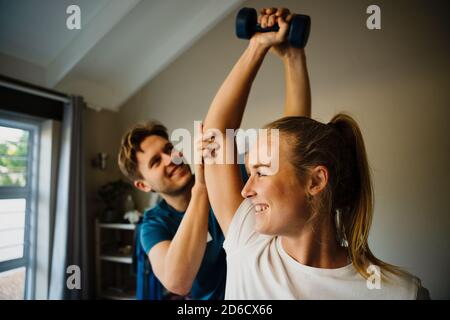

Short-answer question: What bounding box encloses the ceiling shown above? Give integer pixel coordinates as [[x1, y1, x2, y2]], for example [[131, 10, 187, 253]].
[[0, 0, 244, 111]]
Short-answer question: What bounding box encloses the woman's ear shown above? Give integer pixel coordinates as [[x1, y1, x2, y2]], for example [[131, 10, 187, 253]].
[[307, 165, 328, 196], [134, 180, 152, 193]]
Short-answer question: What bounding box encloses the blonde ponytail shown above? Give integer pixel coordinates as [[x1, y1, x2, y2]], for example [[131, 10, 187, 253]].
[[330, 114, 404, 278]]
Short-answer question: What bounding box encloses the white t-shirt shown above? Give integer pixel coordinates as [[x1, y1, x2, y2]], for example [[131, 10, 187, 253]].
[[223, 198, 428, 300]]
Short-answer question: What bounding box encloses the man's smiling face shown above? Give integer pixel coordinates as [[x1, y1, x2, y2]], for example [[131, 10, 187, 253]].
[[134, 135, 192, 196]]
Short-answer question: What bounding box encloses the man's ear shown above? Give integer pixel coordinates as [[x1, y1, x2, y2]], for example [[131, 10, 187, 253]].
[[306, 165, 328, 196], [134, 180, 152, 193]]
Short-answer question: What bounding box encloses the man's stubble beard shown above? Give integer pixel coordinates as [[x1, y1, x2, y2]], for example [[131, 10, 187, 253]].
[[159, 170, 194, 197]]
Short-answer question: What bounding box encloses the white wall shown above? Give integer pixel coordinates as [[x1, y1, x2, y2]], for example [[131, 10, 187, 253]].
[[110, 0, 450, 298]]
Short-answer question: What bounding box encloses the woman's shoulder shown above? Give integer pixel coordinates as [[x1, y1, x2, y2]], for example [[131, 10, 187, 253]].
[[224, 198, 273, 255], [381, 269, 430, 300]]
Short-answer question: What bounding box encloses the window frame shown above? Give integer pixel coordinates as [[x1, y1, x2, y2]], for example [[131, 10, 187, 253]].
[[0, 111, 40, 299]]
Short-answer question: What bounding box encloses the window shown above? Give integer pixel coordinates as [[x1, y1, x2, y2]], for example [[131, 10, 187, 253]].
[[0, 114, 39, 300]]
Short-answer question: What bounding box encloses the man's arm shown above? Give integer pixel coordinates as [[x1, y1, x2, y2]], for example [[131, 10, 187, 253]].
[[149, 162, 209, 296]]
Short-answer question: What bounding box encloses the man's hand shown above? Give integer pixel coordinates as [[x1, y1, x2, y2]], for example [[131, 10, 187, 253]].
[[195, 122, 221, 166], [194, 122, 206, 186]]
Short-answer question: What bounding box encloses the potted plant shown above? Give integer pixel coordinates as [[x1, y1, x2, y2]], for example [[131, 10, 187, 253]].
[[97, 179, 133, 222]]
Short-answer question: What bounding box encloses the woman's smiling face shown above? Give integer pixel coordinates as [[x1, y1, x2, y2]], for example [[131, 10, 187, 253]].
[[242, 134, 311, 236]]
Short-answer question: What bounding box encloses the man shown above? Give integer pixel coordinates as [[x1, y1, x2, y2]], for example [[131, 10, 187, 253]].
[[118, 121, 226, 299], [117, 7, 311, 300]]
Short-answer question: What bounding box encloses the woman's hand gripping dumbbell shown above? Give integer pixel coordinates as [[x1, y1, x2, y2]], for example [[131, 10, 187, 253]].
[[236, 7, 311, 49]]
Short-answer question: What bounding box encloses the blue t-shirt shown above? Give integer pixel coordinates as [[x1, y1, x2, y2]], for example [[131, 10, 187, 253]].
[[140, 163, 248, 300]]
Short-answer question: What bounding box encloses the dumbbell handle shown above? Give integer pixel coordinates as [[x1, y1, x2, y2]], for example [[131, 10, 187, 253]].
[[255, 24, 280, 33]]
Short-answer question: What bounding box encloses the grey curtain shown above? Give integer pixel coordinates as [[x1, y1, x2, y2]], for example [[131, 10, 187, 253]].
[[48, 96, 91, 299]]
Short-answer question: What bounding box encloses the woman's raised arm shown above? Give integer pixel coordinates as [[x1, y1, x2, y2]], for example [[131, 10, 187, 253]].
[[203, 38, 270, 235], [203, 11, 296, 235]]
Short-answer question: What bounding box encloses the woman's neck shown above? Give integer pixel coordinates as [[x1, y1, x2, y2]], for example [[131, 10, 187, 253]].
[[280, 217, 350, 269]]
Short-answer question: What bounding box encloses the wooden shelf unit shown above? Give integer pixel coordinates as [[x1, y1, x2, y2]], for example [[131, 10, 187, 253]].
[[95, 219, 136, 300]]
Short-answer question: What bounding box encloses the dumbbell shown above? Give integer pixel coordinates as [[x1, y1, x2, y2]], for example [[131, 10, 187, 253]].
[[235, 7, 311, 48]]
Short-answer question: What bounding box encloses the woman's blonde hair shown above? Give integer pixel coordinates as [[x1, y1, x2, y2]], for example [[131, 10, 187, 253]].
[[264, 114, 403, 279]]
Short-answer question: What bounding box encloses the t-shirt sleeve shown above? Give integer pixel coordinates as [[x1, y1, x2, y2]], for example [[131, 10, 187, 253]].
[[140, 215, 173, 255], [223, 198, 264, 255]]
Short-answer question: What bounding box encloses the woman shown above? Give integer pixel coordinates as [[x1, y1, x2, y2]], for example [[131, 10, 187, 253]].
[[201, 7, 429, 299]]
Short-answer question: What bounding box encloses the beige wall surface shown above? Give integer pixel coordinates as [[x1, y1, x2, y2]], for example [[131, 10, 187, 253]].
[[88, 0, 449, 298], [84, 108, 123, 219]]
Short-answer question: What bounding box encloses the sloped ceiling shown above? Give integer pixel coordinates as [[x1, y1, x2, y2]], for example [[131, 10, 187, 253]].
[[0, 0, 244, 111]]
